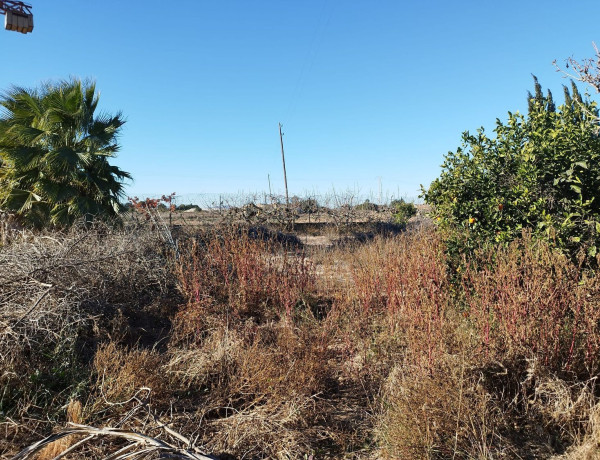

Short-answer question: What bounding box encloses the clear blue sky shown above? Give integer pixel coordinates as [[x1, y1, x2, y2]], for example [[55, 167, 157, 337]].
[[1, 1, 598, 201]]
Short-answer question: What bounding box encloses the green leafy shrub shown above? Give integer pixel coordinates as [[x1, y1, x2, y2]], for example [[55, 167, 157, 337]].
[[355, 199, 379, 211], [390, 199, 416, 226], [422, 79, 600, 261], [176, 203, 201, 211]]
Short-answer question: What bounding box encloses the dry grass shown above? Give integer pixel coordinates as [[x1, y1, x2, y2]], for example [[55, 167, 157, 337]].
[[164, 319, 335, 458], [376, 357, 494, 459], [34, 400, 83, 460], [553, 402, 600, 459], [93, 343, 169, 405], [463, 233, 600, 376], [4, 221, 600, 459]]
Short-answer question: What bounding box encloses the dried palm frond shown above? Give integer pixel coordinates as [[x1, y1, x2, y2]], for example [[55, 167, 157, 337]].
[[10, 422, 218, 460]]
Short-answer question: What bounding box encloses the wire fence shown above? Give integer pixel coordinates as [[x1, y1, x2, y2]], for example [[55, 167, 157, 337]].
[[129, 191, 422, 211], [122, 190, 430, 237]]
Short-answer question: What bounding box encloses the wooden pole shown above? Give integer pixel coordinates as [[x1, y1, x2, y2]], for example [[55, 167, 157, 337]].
[[279, 123, 290, 208], [268, 174, 272, 202]]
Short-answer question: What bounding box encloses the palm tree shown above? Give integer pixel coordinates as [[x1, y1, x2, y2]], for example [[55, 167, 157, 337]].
[[0, 79, 131, 228]]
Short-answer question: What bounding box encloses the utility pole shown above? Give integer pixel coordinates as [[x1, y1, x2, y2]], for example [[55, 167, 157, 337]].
[[268, 174, 272, 201], [278, 123, 290, 208]]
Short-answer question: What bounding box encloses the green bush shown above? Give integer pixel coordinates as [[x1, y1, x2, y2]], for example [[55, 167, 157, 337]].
[[422, 79, 600, 261], [391, 199, 416, 226], [176, 203, 201, 212], [355, 199, 379, 211]]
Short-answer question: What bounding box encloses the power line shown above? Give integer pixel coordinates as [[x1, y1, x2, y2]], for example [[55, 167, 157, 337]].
[[282, 0, 335, 124]]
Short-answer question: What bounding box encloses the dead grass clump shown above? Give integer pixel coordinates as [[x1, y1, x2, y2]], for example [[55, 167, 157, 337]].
[[92, 342, 168, 405], [235, 322, 329, 399], [377, 357, 495, 459], [554, 402, 600, 459], [34, 399, 83, 460], [377, 356, 582, 459], [166, 325, 244, 390], [205, 394, 319, 459], [532, 372, 598, 449], [165, 319, 335, 458]]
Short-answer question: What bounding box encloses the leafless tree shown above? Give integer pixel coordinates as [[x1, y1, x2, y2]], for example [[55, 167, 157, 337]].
[[554, 42, 600, 93]]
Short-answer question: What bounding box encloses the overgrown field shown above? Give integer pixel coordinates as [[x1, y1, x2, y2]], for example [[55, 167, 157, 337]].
[[2, 221, 600, 459]]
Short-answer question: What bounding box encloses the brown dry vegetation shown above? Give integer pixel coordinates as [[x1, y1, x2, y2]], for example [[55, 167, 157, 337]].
[[2, 219, 600, 459]]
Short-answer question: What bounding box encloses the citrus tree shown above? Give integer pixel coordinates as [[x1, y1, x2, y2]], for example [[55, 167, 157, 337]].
[[423, 79, 600, 259], [0, 79, 131, 228]]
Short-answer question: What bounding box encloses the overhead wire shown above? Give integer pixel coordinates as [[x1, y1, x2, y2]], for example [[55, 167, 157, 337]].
[[282, 0, 335, 126]]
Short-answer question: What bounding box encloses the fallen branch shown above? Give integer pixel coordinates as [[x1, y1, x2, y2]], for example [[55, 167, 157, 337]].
[[10, 422, 219, 460], [13, 286, 52, 327]]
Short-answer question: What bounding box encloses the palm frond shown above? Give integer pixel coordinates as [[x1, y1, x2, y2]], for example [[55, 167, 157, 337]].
[[0, 78, 131, 227]]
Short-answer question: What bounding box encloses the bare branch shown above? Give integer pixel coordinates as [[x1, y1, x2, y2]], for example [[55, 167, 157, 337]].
[[554, 42, 600, 93]]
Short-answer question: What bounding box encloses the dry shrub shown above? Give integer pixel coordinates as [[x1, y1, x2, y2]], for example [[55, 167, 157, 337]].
[[532, 372, 598, 449], [10, 219, 600, 459], [463, 233, 600, 376], [349, 229, 451, 367], [0, 224, 177, 456], [371, 230, 600, 458], [176, 227, 315, 322], [0, 224, 173, 308], [326, 231, 472, 458], [355, 230, 600, 458], [92, 342, 168, 404]]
